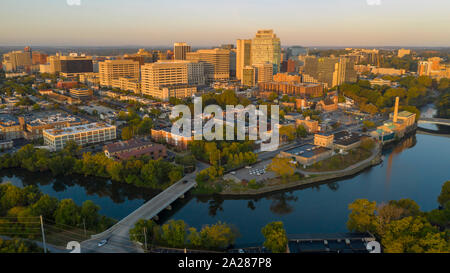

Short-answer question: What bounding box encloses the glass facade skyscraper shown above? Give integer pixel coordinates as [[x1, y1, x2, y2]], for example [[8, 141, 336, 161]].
[[251, 30, 281, 74]]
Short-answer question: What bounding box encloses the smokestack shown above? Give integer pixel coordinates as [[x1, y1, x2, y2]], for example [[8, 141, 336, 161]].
[[393, 97, 399, 123]]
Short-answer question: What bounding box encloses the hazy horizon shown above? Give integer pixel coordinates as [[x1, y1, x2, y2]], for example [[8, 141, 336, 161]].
[[1, 0, 449, 47]]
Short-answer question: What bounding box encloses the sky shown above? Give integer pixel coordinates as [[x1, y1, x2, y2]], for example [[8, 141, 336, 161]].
[[0, 0, 449, 47]]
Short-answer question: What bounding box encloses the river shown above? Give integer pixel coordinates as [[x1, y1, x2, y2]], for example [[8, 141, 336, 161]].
[[1, 109, 449, 246]]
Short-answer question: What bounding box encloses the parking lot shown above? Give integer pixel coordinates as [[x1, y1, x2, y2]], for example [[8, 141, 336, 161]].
[[229, 159, 276, 182]]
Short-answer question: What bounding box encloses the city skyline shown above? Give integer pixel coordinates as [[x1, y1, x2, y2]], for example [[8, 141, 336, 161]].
[[0, 0, 449, 47]]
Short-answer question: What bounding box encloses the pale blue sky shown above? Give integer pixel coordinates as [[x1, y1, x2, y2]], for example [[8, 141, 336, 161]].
[[0, 0, 449, 47]]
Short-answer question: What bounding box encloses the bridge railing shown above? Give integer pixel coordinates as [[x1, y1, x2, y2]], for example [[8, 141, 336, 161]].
[[87, 180, 197, 241]]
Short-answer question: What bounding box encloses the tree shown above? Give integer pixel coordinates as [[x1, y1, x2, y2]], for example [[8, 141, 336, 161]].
[[382, 216, 448, 253], [296, 125, 307, 138], [279, 125, 296, 142], [0, 238, 43, 253], [268, 157, 295, 179], [31, 195, 59, 220], [159, 220, 188, 248], [129, 219, 157, 248], [54, 199, 80, 226], [438, 181, 450, 207], [199, 222, 238, 250], [360, 138, 375, 152], [80, 200, 100, 229], [121, 127, 133, 140], [261, 222, 287, 253], [363, 120, 376, 129], [347, 199, 378, 234]]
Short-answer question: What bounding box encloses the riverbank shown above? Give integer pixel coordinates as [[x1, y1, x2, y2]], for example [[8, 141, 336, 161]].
[[218, 145, 383, 196]]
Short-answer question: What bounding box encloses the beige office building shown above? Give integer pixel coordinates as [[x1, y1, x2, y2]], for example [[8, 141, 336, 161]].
[[187, 48, 229, 82], [43, 122, 116, 151], [99, 59, 140, 87], [236, 39, 252, 81], [141, 60, 198, 100], [111, 77, 141, 94], [2, 51, 32, 72], [254, 62, 273, 84], [251, 30, 281, 74], [332, 57, 358, 87], [174, 42, 191, 60], [242, 66, 255, 87]]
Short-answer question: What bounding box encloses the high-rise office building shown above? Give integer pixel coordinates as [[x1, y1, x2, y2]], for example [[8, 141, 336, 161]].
[[251, 30, 281, 74], [99, 59, 140, 87], [141, 60, 198, 100], [174, 42, 191, 60], [187, 61, 206, 85], [48, 55, 62, 74], [236, 39, 252, 81], [2, 50, 32, 72], [32, 52, 48, 65], [303, 56, 338, 88], [59, 55, 93, 77], [332, 57, 357, 87], [303, 56, 357, 88], [187, 48, 230, 82]]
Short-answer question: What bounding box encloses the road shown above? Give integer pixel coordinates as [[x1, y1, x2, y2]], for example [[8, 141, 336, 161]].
[[80, 162, 209, 253]]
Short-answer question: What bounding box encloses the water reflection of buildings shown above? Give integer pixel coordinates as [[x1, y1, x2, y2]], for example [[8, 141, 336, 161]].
[[385, 136, 416, 185]]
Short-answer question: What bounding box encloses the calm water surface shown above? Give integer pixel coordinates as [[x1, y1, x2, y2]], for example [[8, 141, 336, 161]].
[[2, 132, 449, 246]]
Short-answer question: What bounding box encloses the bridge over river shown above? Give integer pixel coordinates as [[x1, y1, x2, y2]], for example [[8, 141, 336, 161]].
[[418, 117, 450, 126], [81, 163, 208, 253]]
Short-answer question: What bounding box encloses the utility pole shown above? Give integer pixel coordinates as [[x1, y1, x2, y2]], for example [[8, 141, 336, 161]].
[[39, 215, 47, 253], [83, 218, 87, 238], [143, 227, 147, 252]]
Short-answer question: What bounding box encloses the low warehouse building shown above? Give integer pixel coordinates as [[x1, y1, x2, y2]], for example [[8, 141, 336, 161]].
[[280, 144, 333, 166]]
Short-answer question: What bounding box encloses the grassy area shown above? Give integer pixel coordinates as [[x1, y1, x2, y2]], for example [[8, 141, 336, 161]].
[[302, 147, 372, 172]]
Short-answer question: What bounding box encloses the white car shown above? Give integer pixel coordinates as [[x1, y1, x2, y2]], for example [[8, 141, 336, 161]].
[[245, 166, 252, 169], [97, 239, 108, 247], [230, 171, 236, 175]]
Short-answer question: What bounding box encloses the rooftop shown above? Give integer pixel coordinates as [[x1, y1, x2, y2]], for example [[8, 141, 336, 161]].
[[44, 122, 115, 136], [115, 144, 166, 160], [24, 111, 81, 126], [0, 114, 19, 126], [105, 139, 154, 154], [285, 144, 331, 158], [398, 111, 415, 118], [334, 131, 363, 146], [287, 233, 375, 253]]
